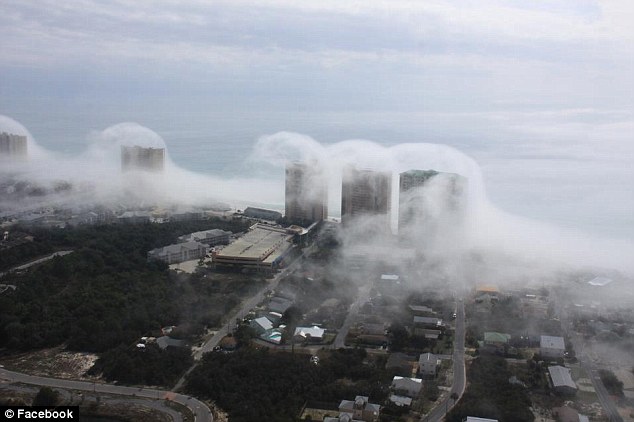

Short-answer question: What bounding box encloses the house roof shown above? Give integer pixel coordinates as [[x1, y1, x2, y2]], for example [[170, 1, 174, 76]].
[[548, 366, 577, 390], [409, 305, 434, 314], [389, 395, 412, 407], [419, 352, 439, 364], [413, 316, 443, 326], [465, 418, 498, 422], [484, 332, 511, 344], [541, 335, 565, 350], [156, 336, 186, 349], [391, 376, 422, 394], [252, 316, 274, 331], [294, 326, 325, 339]]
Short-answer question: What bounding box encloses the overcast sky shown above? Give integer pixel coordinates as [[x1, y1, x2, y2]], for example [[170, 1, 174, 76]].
[[1, 0, 633, 239]]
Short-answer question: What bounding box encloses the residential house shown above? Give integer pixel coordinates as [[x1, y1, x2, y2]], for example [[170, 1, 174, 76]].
[[418, 353, 440, 377], [540, 335, 566, 359], [464, 418, 498, 422], [388, 395, 412, 407], [548, 365, 577, 395], [156, 336, 186, 350], [250, 316, 274, 335], [294, 326, 325, 342], [338, 396, 380, 422], [413, 316, 444, 336], [482, 332, 511, 354], [391, 376, 422, 397]]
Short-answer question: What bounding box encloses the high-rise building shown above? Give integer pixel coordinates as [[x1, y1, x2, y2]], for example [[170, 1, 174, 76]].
[[341, 166, 391, 225], [121, 146, 165, 172], [285, 162, 328, 225], [0, 132, 28, 158], [398, 169, 467, 230]]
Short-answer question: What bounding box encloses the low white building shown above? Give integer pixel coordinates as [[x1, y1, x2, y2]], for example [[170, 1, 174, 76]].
[[147, 241, 207, 264], [540, 335, 566, 359], [294, 326, 325, 342]]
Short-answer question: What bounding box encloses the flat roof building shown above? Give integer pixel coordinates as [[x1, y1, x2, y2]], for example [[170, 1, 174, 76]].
[[121, 145, 165, 172], [285, 162, 328, 226], [212, 224, 294, 270], [341, 166, 391, 227]]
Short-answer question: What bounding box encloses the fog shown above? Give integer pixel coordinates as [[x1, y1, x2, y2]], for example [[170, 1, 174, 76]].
[[2, 115, 634, 285]]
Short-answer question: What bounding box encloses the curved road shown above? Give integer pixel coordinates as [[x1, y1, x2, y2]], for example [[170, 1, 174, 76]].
[[0, 368, 212, 422], [422, 299, 466, 422]]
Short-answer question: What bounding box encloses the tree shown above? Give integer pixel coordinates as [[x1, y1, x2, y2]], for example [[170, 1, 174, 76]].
[[33, 387, 59, 406]]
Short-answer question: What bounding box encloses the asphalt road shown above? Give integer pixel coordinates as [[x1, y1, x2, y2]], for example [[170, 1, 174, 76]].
[[423, 299, 466, 422], [331, 283, 371, 349], [0, 367, 212, 422], [579, 358, 624, 422], [172, 254, 305, 391], [555, 290, 624, 422]]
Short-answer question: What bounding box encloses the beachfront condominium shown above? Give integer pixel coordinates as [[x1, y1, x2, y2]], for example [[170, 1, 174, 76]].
[[341, 166, 391, 227], [121, 145, 165, 172], [0, 132, 28, 158], [285, 162, 328, 226], [398, 169, 467, 232]]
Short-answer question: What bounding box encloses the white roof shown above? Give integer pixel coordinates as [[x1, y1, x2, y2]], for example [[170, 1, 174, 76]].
[[294, 326, 325, 339], [389, 395, 412, 406], [465, 418, 498, 422], [540, 335, 565, 350], [548, 366, 577, 390], [253, 316, 274, 331]]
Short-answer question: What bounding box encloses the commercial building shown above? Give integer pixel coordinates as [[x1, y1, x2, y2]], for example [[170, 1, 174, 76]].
[[285, 162, 328, 225], [147, 241, 207, 264], [121, 145, 165, 172], [212, 223, 295, 270], [398, 169, 467, 232], [341, 166, 391, 226], [178, 229, 231, 246], [0, 132, 27, 158]]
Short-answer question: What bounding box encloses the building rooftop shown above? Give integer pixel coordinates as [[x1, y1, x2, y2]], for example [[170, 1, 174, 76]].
[[215, 224, 293, 263], [294, 326, 325, 339], [484, 332, 511, 344], [541, 335, 565, 350], [548, 366, 577, 390]]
